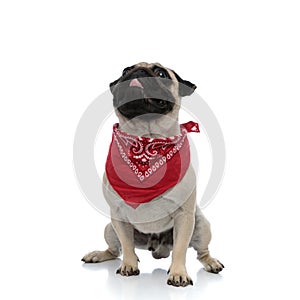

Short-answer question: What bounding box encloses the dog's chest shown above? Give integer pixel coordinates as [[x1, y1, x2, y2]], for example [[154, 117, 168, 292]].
[[103, 165, 196, 233]]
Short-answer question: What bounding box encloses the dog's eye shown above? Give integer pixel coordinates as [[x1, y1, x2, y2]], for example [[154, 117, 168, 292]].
[[154, 68, 168, 78]]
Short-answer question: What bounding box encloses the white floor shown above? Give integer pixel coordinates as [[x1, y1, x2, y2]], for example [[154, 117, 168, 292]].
[[80, 253, 225, 300]]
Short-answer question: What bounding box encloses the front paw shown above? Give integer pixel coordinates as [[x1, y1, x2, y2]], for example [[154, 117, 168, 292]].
[[167, 266, 193, 287], [116, 262, 140, 276]]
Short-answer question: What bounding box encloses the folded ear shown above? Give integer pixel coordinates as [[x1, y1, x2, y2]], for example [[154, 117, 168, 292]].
[[172, 70, 197, 97], [109, 77, 121, 93]]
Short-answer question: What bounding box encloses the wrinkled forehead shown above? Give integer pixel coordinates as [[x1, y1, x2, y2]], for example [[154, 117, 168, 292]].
[[133, 62, 177, 81], [135, 62, 163, 69]]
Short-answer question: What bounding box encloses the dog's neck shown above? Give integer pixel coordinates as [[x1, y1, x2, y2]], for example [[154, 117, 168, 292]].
[[117, 110, 180, 138]]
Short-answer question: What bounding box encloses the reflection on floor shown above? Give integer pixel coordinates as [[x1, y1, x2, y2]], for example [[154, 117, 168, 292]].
[[82, 256, 224, 300]]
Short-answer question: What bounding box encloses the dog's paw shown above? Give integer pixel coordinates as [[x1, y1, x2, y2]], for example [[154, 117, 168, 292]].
[[167, 266, 193, 287], [201, 257, 224, 274], [81, 250, 117, 263], [116, 262, 140, 276]]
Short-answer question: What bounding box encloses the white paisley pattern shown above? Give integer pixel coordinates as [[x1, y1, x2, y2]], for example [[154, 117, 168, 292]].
[[113, 127, 188, 182]]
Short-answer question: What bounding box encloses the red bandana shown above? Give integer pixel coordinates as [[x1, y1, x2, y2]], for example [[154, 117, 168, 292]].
[[105, 121, 200, 208]]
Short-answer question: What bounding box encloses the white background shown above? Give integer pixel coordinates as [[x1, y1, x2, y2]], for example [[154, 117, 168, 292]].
[[1, 0, 300, 299]]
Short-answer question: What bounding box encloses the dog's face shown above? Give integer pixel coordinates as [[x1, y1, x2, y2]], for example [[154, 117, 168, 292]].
[[110, 62, 196, 120]]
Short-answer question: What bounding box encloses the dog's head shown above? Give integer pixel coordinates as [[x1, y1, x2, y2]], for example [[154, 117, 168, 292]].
[[109, 62, 196, 120]]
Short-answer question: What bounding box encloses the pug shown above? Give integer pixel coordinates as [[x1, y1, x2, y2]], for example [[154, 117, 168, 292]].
[[82, 62, 224, 287]]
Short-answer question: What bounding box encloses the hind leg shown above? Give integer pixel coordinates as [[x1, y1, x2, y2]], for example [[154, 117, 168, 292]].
[[82, 223, 121, 263], [190, 207, 224, 273]]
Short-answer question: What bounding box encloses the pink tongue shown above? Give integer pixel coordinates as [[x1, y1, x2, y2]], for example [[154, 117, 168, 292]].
[[129, 78, 143, 88]]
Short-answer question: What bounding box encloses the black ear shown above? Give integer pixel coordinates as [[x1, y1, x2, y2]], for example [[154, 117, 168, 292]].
[[172, 70, 197, 97], [109, 77, 121, 93]]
